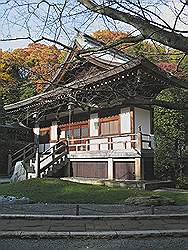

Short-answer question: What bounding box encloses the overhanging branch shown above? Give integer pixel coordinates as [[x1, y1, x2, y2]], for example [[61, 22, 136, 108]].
[[78, 0, 188, 54], [0, 36, 72, 51], [78, 34, 144, 55]]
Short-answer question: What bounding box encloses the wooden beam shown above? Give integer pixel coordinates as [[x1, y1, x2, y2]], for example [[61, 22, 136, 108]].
[[130, 107, 135, 148]]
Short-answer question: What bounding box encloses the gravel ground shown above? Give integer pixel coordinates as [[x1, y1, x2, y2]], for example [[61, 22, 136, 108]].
[[0, 203, 188, 215], [0, 237, 188, 250]]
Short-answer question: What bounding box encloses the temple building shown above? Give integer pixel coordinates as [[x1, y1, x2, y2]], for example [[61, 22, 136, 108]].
[[4, 32, 187, 181]]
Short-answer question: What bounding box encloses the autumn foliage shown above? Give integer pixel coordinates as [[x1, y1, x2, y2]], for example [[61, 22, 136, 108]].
[[92, 30, 129, 44], [157, 62, 185, 78], [0, 43, 65, 103], [92, 29, 133, 51]]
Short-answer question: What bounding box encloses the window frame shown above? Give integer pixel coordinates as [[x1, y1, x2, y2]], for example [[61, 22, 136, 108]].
[[99, 115, 120, 136], [60, 121, 89, 140]]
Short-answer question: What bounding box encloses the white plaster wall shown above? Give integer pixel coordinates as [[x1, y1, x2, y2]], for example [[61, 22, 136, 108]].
[[39, 143, 50, 153], [50, 121, 58, 141], [135, 108, 151, 149], [98, 138, 108, 150], [90, 113, 99, 137], [134, 108, 151, 134], [60, 130, 66, 139], [120, 107, 131, 134], [33, 126, 40, 145]]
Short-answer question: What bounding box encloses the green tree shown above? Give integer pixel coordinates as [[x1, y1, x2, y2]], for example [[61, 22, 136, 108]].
[[154, 88, 186, 180]]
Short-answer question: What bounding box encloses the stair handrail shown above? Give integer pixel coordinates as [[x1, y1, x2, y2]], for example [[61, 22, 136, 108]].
[[12, 144, 36, 164], [40, 143, 67, 163], [8, 142, 36, 175], [39, 151, 67, 174], [40, 140, 67, 156], [39, 140, 68, 175], [11, 143, 35, 158]]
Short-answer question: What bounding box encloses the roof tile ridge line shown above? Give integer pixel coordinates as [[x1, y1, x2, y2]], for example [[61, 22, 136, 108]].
[[75, 28, 129, 59], [75, 36, 119, 70], [4, 57, 143, 110], [4, 85, 65, 110], [81, 51, 123, 68], [63, 57, 141, 88], [46, 31, 136, 91], [76, 30, 135, 60], [4, 90, 50, 109]]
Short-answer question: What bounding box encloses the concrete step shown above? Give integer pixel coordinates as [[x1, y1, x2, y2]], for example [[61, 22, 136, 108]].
[[0, 214, 188, 235]]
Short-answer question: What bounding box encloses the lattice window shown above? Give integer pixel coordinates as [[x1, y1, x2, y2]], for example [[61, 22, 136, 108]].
[[81, 127, 89, 138], [73, 128, 81, 138], [100, 120, 119, 136], [65, 129, 73, 139]]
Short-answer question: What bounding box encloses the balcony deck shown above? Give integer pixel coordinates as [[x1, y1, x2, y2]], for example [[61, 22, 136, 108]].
[[66, 132, 154, 159], [39, 132, 154, 161], [68, 148, 140, 159]]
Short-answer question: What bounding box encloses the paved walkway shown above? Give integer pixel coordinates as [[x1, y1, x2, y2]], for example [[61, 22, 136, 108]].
[[0, 214, 188, 233], [0, 206, 188, 238]]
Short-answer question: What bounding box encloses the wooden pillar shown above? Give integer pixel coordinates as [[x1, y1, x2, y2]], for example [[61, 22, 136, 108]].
[[137, 125, 143, 152], [33, 123, 40, 178], [50, 121, 58, 143], [130, 107, 135, 149], [35, 147, 40, 178], [135, 158, 142, 180], [135, 126, 144, 180], [108, 158, 113, 180]]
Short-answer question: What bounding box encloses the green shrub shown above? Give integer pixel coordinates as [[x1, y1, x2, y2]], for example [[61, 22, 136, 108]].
[[176, 176, 188, 190]]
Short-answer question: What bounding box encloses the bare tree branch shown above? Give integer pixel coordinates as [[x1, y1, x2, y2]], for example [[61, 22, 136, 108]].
[[172, 1, 187, 31], [78, 0, 188, 54], [78, 34, 144, 55], [0, 36, 72, 51]]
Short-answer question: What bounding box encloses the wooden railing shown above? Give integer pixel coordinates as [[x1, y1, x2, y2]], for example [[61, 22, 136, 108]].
[[39, 140, 68, 175], [8, 143, 36, 175], [8, 140, 68, 177], [67, 132, 153, 153]]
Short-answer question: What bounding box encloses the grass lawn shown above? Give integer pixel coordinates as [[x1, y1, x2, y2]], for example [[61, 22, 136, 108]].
[[0, 178, 188, 205]]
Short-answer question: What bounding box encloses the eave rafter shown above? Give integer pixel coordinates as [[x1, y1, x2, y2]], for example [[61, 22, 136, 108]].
[[5, 57, 188, 123]]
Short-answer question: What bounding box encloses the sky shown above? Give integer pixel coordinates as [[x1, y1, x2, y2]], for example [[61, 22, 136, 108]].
[[0, 0, 187, 51]]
